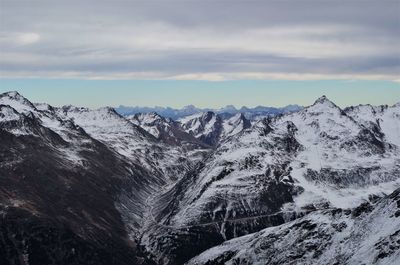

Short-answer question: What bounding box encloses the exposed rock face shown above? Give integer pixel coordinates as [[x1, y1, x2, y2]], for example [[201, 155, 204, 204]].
[[1, 91, 399, 265]]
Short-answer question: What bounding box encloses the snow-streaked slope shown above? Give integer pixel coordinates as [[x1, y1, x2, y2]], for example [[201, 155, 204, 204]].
[[0, 91, 85, 141], [139, 118, 302, 264], [0, 91, 37, 114], [179, 111, 251, 146], [222, 113, 251, 139], [0, 105, 23, 123], [56, 105, 200, 183], [0, 92, 92, 165], [188, 188, 400, 265], [127, 112, 209, 149], [179, 112, 222, 146], [128, 112, 167, 138], [157, 96, 399, 227], [56, 105, 153, 156], [345, 103, 400, 147], [277, 97, 400, 210], [165, 118, 299, 227]]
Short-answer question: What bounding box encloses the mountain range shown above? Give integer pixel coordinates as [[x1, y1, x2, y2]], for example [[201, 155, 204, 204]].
[[115, 104, 303, 120], [1, 91, 399, 265]]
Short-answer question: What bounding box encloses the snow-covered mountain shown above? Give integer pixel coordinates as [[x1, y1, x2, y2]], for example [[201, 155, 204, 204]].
[[178, 111, 224, 146], [345, 103, 400, 147], [115, 104, 303, 120], [127, 112, 208, 149], [141, 96, 400, 264], [1, 91, 399, 265], [0, 91, 206, 264], [55, 104, 208, 183], [188, 187, 400, 265], [0, 91, 158, 264], [178, 111, 251, 146]]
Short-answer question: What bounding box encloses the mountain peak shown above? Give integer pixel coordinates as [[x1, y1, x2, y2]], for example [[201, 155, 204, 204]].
[[98, 106, 117, 113], [147, 111, 163, 118], [1, 91, 21, 98], [0, 90, 37, 113], [311, 95, 338, 108], [314, 95, 329, 104], [0, 91, 27, 102], [61, 105, 89, 113], [182, 104, 197, 110], [135, 112, 167, 123], [219, 105, 237, 113], [304, 95, 344, 116]]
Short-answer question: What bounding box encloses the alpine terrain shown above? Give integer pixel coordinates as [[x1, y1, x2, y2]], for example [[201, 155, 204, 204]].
[[1, 91, 399, 265]]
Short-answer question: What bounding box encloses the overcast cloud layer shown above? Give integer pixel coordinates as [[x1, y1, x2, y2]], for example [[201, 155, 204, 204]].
[[0, 0, 399, 81]]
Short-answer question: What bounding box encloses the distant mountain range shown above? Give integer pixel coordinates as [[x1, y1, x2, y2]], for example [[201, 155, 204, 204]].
[[115, 104, 303, 120]]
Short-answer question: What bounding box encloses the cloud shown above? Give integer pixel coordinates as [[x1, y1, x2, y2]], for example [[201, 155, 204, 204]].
[[0, 0, 399, 81], [17, 33, 40, 45]]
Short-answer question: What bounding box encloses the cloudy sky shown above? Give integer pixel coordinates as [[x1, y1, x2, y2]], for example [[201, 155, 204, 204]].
[[0, 0, 399, 107]]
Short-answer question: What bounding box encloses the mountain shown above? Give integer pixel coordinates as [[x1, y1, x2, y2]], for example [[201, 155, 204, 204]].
[[0, 91, 207, 264], [222, 113, 252, 138], [0, 91, 156, 264], [140, 96, 400, 264], [1, 91, 399, 265], [344, 103, 400, 147], [178, 112, 224, 146], [127, 112, 209, 149], [115, 105, 207, 120], [188, 187, 400, 265], [237, 104, 304, 120], [54, 105, 207, 183], [178, 112, 251, 146], [115, 104, 303, 120]]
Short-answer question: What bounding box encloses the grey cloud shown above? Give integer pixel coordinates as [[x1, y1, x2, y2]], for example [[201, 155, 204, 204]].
[[0, 0, 399, 80]]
